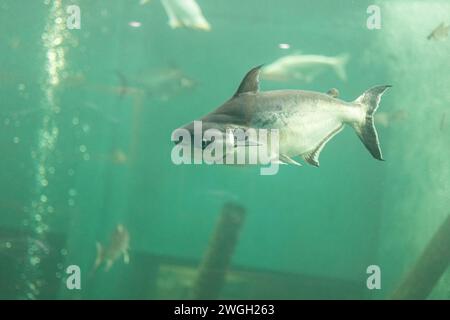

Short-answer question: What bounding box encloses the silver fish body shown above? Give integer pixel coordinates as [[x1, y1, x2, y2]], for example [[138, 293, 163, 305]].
[[176, 66, 391, 167]]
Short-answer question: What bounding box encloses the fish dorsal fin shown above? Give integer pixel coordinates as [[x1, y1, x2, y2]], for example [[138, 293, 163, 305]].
[[302, 124, 344, 167], [326, 88, 339, 98], [233, 65, 263, 97]]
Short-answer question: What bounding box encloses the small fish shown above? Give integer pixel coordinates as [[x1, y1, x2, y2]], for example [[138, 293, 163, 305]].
[[161, 0, 211, 31], [175, 66, 391, 167], [92, 148, 129, 165], [94, 224, 130, 272], [261, 53, 349, 82], [427, 22, 450, 41]]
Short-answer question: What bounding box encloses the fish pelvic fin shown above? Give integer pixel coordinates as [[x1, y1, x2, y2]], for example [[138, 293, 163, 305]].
[[352, 85, 392, 161], [333, 54, 349, 81]]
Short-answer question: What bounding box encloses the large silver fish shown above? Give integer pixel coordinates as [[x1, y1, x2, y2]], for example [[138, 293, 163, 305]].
[[175, 66, 391, 167]]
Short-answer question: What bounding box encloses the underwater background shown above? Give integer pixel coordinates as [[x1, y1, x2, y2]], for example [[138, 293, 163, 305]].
[[0, 0, 449, 300]]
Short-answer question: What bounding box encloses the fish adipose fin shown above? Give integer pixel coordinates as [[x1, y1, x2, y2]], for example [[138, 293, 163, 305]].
[[234, 65, 263, 97], [302, 124, 344, 167], [352, 85, 392, 161]]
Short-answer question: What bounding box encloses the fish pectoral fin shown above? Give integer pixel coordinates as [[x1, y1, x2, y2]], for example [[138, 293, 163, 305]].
[[94, 242, 103, 270], [233, 65, 263, 97], [326, 88, 339, 98], [279, 154, 302, 166], [302, 124, 344, 167]]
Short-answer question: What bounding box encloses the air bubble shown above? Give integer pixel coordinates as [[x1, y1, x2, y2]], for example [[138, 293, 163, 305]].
[[82, 124, 90, 133]]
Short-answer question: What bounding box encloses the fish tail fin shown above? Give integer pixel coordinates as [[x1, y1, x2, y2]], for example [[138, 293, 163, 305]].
[[352, 85, 392, 161], [333, 54, 349, 81]]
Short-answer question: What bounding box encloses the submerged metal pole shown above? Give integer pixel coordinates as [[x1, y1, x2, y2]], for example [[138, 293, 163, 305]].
[[192, 202, 246, 300], [390, 214, 450, 299]]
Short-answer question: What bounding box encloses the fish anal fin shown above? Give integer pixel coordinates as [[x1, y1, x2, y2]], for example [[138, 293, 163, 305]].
[[234, 65, 263, 97], [303, 150, 320, 167], [302, 124, 344, 167]]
